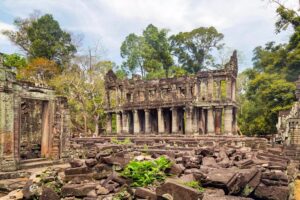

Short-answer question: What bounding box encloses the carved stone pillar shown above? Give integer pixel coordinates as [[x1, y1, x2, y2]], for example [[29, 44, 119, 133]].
[[145, 109, 151, 134], [158, 108, 165, 134], [216, 81, 221, 101], [122, 111, 128, 134], [231, 79, 236, 102], [207, 108, 215, 134], [194, 82, 199, 101], [106, 113, 112, 134], [116, 112, 121, 134], [198, 108, 204, 134], [224, 106, 233, 135], [171, 107, 178, 133], [208, 77, 214, 101], [192, 107, 199, 133], [226, 78, 232, 100], [215, 108, 222, 134], [185, 106, 193, 134], [133, 110, 140, 134]]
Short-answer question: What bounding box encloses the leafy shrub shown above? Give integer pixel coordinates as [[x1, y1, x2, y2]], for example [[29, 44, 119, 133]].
[[121, 156, 172, 187], [184, 181, 205, 192]]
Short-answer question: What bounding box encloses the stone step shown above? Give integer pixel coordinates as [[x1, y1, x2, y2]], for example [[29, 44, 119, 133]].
[[19, 159, 57, 169], [19, 158, 47, 164]]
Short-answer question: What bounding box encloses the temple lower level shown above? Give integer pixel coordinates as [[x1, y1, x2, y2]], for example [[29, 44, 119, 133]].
[[106, 105, 237, 135]]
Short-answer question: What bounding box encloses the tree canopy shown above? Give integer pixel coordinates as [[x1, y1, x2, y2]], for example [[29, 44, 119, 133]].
[[170, 26, 224, 73], [237, 1, 299, 136], [3, 13, 76, 66]]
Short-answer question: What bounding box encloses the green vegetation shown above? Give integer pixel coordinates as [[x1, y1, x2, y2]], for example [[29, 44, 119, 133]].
[[238, 1, 299, 136], [121, 156, 172, 187], [2, 13, 76, 66], [183, 181, 205, 192], [111, 137, 132, 145]]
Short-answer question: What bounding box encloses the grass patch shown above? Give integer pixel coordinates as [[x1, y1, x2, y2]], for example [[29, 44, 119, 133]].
[[183, 181, 205, 192], [111, 137, 132, 145]]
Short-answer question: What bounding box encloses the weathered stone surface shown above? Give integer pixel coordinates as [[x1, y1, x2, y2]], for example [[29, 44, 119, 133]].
[[61, 183, 97, 197], [156, 179, 203, 200], [40, 187, 60, 200], [96, 185, 109, 195], [254, 184, 289, 200], [135, 187, 157, 200], [85, 159, 97, 168], [69, 159, 83, 168], [169, 164, 185, 175], [64, 166, 92, 175], [202, 157, 219, 168]]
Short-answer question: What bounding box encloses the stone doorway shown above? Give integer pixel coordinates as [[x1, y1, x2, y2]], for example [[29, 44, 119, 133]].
[[20, 99, 50, 160]]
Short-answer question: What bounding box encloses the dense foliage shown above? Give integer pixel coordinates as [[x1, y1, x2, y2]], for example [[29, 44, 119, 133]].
[[3, 13, 76, 66], [120, 24, 225, 78], [238, 1, 299, 136], [121, 156, 172, 187]]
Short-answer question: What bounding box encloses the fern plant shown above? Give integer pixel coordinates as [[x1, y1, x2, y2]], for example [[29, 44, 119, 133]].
[[121, 156, 172, 187]]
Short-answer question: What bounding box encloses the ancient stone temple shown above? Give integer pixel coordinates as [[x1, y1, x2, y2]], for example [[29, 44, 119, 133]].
[[0, 56, 70, 171], [105, 51, 238, 135], [277, 75, 300, 145]]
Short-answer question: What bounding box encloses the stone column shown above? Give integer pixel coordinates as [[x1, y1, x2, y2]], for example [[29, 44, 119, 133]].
[[192, 107, 199, 133], [224, 106, 233, 135], [116, 112, 121, 134], [216, 81, 221, 101], [133, 110, 140, 134], [198, 108, 204, 134], [122, 111, 128, 134], [231, 79, 236, 102], [226, 78, 232, 100], [158, 108, 165, 134], [215, 108, 222, 134], [207, 77, 214, 101], [194, 82, 199, 101], [145, 109, 151, 134], [171, 107, 178, 133], [106, 113, 112, 134], [185, 106, 193, 134], [207, 108, 215, 134]]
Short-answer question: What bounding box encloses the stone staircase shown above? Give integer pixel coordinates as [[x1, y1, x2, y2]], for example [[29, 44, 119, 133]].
[[19, 158, 59, 169]]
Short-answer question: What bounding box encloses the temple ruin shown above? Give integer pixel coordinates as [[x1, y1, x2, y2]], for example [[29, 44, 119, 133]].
[[105, 51, 238, 135], [277, 75, 300, 145], [0, 55, 70, 171]]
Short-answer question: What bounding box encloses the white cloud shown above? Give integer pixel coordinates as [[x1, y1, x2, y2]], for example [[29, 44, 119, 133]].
[[0, 0, 297, 70]]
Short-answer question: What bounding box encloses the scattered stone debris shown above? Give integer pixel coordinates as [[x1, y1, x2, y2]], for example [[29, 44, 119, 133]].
[[2, 139, 298, 200]]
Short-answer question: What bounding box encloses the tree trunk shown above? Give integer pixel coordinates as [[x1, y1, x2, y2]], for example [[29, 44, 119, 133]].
[[84, 114, 87, 136], [94, 114, 100, 136]]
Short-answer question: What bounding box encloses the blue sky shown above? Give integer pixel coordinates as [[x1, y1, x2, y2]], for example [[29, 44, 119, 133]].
[[0, 0, 297, 71]]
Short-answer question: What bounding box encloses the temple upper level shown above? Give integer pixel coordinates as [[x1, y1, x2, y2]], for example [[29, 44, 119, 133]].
[[105, 51, 238, 112]]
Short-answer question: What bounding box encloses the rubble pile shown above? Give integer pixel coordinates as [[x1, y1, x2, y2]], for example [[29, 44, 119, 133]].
[[3, 141, 299, 200]]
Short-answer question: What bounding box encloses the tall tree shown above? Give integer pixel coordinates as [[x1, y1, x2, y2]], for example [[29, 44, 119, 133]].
[[170, 26, 224, 73], [143, 24, 173, 77], [3, 13, 76, 66], [120, 33, 146, 76], [50, 48, 112, 136], [120, 24, 173, 78]]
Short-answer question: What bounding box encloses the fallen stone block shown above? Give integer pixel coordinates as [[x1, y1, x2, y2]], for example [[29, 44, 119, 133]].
[[61, 183, 97, 197], [40, 187, 60, 200], [156, 179, 203, 200], [169, 164, 185, 176], [254, 184, 289, 200], [85, 159, 97, 168], [135, 187, 157, 200], [64, 166, 92, 175]]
